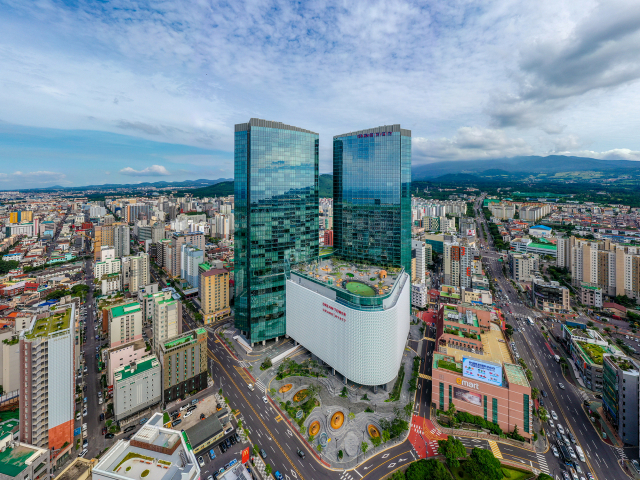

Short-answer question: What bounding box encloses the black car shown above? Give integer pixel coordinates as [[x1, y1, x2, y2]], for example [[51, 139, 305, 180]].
[[173, 419, 182, 427], [541, 390, 548, 398], [99, 413, 105, 421], [187, 405, 197, 412], [124, 425, 137, 433], [105, 433, 115, 439], [297, 448, 305, 459], [220, 443, 227, 454], [539, 399, 544, 407], [225, 438, 231, 448], [229, 435, 236, 445]]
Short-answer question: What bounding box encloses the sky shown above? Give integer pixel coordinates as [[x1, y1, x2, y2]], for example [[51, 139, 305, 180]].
[[1, 0, 640, 188]]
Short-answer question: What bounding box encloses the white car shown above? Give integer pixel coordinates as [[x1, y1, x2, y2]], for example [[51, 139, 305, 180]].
[[549, 419, 555, 428], [551, 410, 558, 421], [551, 445, 559, 458], [558, 382, 565, 389], [79, 448, 88, 457], [82, 409, 87, 417], [557, 423, 565, 435], [262, 396, 268, 404], [184, 411, 192, 418]]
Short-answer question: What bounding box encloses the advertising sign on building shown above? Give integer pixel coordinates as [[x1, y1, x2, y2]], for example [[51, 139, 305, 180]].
[[242, 447, 250, 464], [454, 386, 482, 406], [462, 357, 503, 387]]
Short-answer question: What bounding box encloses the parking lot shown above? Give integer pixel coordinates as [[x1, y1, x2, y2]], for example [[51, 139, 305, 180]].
[[167, 392, 221, 431]]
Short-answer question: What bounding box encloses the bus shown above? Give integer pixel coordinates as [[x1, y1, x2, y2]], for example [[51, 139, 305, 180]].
[[527, 317, 534, 325]]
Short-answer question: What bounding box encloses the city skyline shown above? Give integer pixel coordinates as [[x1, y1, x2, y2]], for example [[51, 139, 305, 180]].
[[1, 1, 640, 188]]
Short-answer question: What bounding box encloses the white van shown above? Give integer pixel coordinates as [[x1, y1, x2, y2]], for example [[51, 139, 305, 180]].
[[575, 445, 586, 462], [82, 423, 88, 432], [554, 355, 561, 363]]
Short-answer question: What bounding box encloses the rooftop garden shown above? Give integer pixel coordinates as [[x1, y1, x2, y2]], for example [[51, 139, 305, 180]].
[[26, 310, 71, 339], [437, 359, 463, 374], [578, 342, 606, 365]]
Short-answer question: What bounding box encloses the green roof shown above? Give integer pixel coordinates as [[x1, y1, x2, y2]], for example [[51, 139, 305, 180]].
[[0, 443, 39, 477], [576, 341, 606, 365], [196, 328, 206, 336], [25, 309, 71, 339], [110, 302, 141, 318], [199, 262, 212, 271], [528, 243, 557, 250], [164, 335, 194, 350], [115, 355, 159, 382]]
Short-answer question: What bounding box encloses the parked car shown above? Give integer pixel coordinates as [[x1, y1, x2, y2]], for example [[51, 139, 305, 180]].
[[140, 418, 148, 425], [274, 471, 283, 480], [259, 448, 267, 459], [173, 419, 182, 427], [198, 456, 205, 467], [124, 425, 137, 433], [551, 445, 559, 458], [106, 433, 114, 439]]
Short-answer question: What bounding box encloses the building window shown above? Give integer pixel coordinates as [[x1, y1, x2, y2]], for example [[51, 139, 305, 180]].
[[523, 394, 529, 433], [492, 398, 498, 425], [439, 383, 444, 411], [484, 395, 488, 421], [449, 384, 452, 406]]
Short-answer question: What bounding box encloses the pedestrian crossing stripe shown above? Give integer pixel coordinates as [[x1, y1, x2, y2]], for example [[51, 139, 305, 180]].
[[616, 448, 627, 459], [419, 373, 432, 380], [487, 440, 503, 459], [536, 453, 550, 474]]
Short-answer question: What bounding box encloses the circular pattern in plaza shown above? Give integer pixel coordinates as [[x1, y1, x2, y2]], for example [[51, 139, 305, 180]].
[[367, 424, 380, 438], [344, 280, 376, 297], [279, 384, 293, 393], [330, 411, 345, 430], [293, 389, 308, 402], [309, 421, 321, 436]]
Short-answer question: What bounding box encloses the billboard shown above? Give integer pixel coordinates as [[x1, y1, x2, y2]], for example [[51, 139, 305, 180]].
[[466, 229, 476, 237], [454, 386, 482, 406], [462, 357, 503, 387]]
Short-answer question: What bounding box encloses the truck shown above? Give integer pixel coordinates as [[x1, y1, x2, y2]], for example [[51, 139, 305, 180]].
[[559, 444, 573, 466], [528, 317, 534, 325]]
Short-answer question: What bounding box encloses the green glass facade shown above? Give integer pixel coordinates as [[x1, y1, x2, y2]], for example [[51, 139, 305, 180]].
[[333, 125, 411, 273], [234, 119, 319, 344]]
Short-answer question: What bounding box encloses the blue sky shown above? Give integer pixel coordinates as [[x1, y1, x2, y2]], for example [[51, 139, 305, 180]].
[[1, 0, 640, 188]]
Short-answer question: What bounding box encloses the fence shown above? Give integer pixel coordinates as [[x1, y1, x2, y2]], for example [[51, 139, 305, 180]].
[[432, 418, 534, 451]]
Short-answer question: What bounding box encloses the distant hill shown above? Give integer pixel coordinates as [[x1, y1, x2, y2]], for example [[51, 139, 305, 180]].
[[188, 181, 234, 197], [13, 178, 232, 192], [411, 155, 640, 180], [319, 174, 332, 198]]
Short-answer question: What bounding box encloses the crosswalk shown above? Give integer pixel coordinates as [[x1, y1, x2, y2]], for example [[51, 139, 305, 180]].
[[238, 360, 250, 369], [615, 447, 628, 460], [487, 440, 503, 459], [418, 373, 432, 380], [340, 470, 356, 480], [537, 453, 550, 475], [255, 380, 266, 393]]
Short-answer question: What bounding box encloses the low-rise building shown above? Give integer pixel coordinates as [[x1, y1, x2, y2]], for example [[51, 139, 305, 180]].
[[411, 282, 429, 309], [91, 412, 200, 480], [580, 284, 603, 308], [184, 410, 230, 454], [530, 275, 570, 313], [113, 355, 162, 422], [101, 272, 122, 296], [0, 436, 49, 480]]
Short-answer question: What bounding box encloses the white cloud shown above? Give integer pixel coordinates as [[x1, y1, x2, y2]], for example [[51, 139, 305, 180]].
[[119, 165, 171, 176], [570, 149, 640, 161], [0, 170, 67, 184], [413, 127, 534, 163]]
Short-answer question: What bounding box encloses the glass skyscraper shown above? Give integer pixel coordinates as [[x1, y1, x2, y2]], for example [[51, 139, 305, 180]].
[[234, 119, 319, 344], [333, 124, 411, 273]]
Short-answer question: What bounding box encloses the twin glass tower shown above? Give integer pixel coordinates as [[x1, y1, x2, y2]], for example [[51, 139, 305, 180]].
[[234, 119, 411, 345]]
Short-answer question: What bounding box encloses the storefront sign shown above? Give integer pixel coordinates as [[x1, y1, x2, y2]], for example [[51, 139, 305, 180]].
[[456, 377, 479, 390]]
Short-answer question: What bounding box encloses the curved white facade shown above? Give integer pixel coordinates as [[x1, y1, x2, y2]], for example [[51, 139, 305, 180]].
[[286, 272, 410, 386]]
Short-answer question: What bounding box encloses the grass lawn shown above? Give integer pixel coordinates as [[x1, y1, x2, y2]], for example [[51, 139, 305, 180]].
[[449, 464, 532, 480], [345, 281, 376, 297]]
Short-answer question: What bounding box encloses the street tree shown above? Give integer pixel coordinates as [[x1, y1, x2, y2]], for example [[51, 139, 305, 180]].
[[437, 436, 466, 467]]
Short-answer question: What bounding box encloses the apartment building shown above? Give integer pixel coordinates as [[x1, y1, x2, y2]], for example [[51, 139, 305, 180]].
[[159, 329, 208, 403], [121, 253, 149, 294], [180, 244, 203, 288], [107, 339, 148, 387], [198, 263, 230, 324], [443, 241, 473, 288], [508, 252, 539, 282], [411, 282, 429, 309], [19, 306, 75, 460], [151, 292, 182, 351], [94, 257, 121, 279], [489, 203, 515, 220], [108, 302, 143, 348], [170, 232, 205, 278], [113, 355, 161, 421]]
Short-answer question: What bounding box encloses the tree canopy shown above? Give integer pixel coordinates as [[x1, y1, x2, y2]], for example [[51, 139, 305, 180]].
[[405, 459, 452, 480], [462, 448, 503, 480], [437, 437, 467, 468]]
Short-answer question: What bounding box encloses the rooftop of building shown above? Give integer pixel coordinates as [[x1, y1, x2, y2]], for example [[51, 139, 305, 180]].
[[606, 355, 639, 373], [0, 420, 19, 439], [111, 302, 141, 318], [57, 458, 94, 480], [0, 440, 45, 477], [219, 463, 253, 480], [528, 242, 557, 250], [109, 338, 147, 354], [290, 256, 403, 298], [115, 355, 159, 383], [575, 341, 613, 366], [580, 283, 601, 291], [530, 225, 552, 230], [94, 414, 197, 480], [185, 413, 224, 449], [438, 321, 514, 367], [25, 308, 71, 339], [200, 264, 229, 276], [162, 328, 206, 351]]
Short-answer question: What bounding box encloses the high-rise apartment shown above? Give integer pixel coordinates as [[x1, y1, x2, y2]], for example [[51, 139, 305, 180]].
[[170, 232, 205, 278], [151, 292, 182, 350], [108, 302, 143, 348], [234, 119, 319, 345], [333, 124, 411, 274], [180, 244, 203, 288], [19, 306, 75, 456], [198, 262, 230, 324], [443, 241, 473, 288], [113, 224, 130, 258], [121, 253, 149, 294]]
